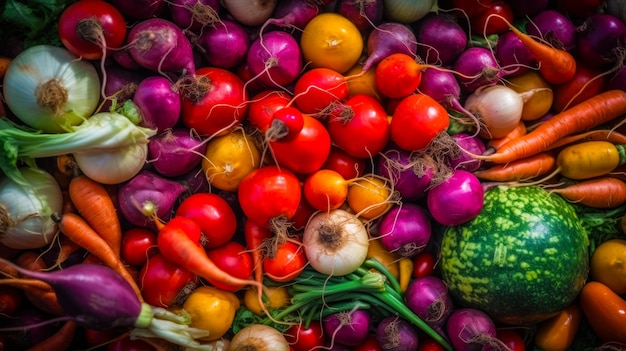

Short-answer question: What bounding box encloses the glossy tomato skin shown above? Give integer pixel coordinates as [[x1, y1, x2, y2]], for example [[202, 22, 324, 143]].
[[417, 338, 447, 351], [352, 334, 383, 351], [238, 165, 302, 227], [450, 0, 494, 18], [412, 251, 437, 278], [247, 90, 291, 133], [176, 193, 238, 249], [0, 286, 22, 316], [269, 114, 332, 175], [181, 67, 248, 137], [121, 228, 158, 267], [470, 1, 514, 35], [285, 321, 327, 351], [58, 0, 127, 60], [390, 94, 449, 151], [264, 240, 307, 282], [293, 67, 349, 114], [327, 94, 390, 159], [496, 329, 526, 351], [205, 241, 253, 292], [323, 146, 367, 180], [139, 253, 198, 308]]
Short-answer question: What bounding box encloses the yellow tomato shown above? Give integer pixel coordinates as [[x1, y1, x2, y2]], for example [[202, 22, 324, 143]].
[[505, 71, 553, 121], [182, 286, 240, 341], [347, 174, 393, 219], [366, 238, 400, 278], [345, 63, 382, 100], [300, 13, 363, 74], [243, 286, 290, 316], [590, 239, 626, 295], [202, 129, 261, 191]]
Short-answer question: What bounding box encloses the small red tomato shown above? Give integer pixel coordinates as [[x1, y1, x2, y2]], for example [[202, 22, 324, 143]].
[[323, 146, 367, 180], [264, 239, 307, 282], [205, 241, 253, 291], [0, 286, 22, 316], [412, 251, 437, 278], [121, 227, 158, 267], [139, 253, 198, 308], [418, 338, 447, 351], [285, 321, 327, 351], [293, 67, 349, 114], [58, 0, 127, 60], [470, 1, 515, 35], [496, 328, 526, 351], [247, 90, 291, 133], [352, 334, 383, 351], [176, 193, 238, 249]]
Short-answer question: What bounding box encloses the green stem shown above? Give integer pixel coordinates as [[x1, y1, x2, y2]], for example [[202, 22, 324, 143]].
[[362, 258, 403, 296]]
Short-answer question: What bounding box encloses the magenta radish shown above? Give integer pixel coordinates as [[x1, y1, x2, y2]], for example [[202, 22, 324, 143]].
[[378, 148, 434, 201], [446, 308, 500, 351], [0, 258, 214, 349], [117, 170, 187, 227], [246, 30, 303, 88], [262, 0, 322, 32], [323, 309, 371, 347], [362, 22, 418, 71], [196, 19, 250, 69], [525, 9, 577, 52], [495, 30, 536, 77], [405, 276, 454, 329], [427, 169, 484, 226], [133, 75, 181, 131], [414, 12, 468, 66], [575, 13, 626, 68], [109, 0, 166, 19], [337, 0, 384, 34], [375, 316, 419, 351], [376, 203, 432, 258], [126, 18, 195, 75], [453, 47, 503, 93], [100, 63, 145, 112], [446, 133, 486, 172], [168, 0, 220, 33], [148, 128, 207, 177]]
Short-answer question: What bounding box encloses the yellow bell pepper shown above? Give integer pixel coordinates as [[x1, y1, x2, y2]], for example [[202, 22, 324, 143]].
[[243, 286, 290, 316], [182, 286, 240, 341], [366, 238, 400, 278]]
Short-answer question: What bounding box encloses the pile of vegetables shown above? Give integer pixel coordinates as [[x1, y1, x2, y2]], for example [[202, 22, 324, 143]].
[[1, 0, 626, 350]]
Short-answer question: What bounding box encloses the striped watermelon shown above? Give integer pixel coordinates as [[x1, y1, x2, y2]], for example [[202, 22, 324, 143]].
[[440, 185, 589, 325]]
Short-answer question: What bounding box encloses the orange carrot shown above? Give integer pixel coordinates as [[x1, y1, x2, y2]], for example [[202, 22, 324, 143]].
[[486, 121, 527, 153], [12, 251, 65, 316], [502, 18, 576, 85], [244, 218, 272, 288], [25, 321, 77, 351], [0, 56, 11, 80], [480, 90, 626, 164], [547, 129, 626, 151], [550, 177, 626, 209], [56, 212, 143, 302], [68, 175, 122, 256], [474, 152, 556, 182]]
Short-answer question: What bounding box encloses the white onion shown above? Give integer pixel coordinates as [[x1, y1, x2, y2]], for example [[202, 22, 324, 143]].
[[2, 45, 101, 133], [383, 0, 437, 23], [463, 84, 524, 139], [228, 324, 289, 351], [74, 143, 149, 185], [0, 168, 63, 250], [303, 209, 370, 276], [221, 0, 278, 26]]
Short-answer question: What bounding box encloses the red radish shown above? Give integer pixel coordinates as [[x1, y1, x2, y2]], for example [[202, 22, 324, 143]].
[[390, 93, 449, 151], [293, 67, 349, 114], [375, 53, 424, 99], [266, 106, 305, 142], [247, 90, 292, 133]]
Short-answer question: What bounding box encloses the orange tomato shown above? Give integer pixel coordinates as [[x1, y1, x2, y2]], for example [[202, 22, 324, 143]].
[[346, 174, 393, 219], [505, 71, 553, 121], [590, 239, 626, 295], [300, 13, 363, 74], [303, 169, 348, 211]]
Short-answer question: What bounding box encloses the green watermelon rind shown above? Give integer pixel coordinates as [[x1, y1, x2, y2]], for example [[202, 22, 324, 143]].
[[440, 185, 589, 325]]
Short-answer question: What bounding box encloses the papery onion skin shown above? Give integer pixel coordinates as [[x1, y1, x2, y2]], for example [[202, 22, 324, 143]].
[[303, 209, 370, 276], [73, 143, 149, 185], [464, 85, 524, 139], [222, 0, 278, 27], [3, 45, 100, 133], [0, 168, 63, 250], [228, 324, 289, 351], [383, 0, 436, 23]]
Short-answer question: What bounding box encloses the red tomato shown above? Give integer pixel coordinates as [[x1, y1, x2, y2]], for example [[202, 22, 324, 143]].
[[270, 107, 305, 142], [264, 239, 307, 282], [247, 90, 292, 133], [176, 193, 238, 249], [181, 67, 248, 137], [470, 1, 514, 35], [139, 253, 198, 308], [323, 146, 367, 180], [293, 67, 349, 114], [291, 190, 317, 231], [121, 227, 158, 267], [496, 329, 526, 351], [417, 338, 447, 351], [450, 0, 494, 18], [58, 0, 127, 60], [412, 251, 437, 278], [205, 241, 253, 291], [285, 321, 327, 351], [327, 94, 390, 159], [269, 114, 332, 174], [390, 93, 449, 151], [0, 286, 22, 316], [238, 165, 302, 227], [552, 63, 608, 113], [352, 334, 383, 351]]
